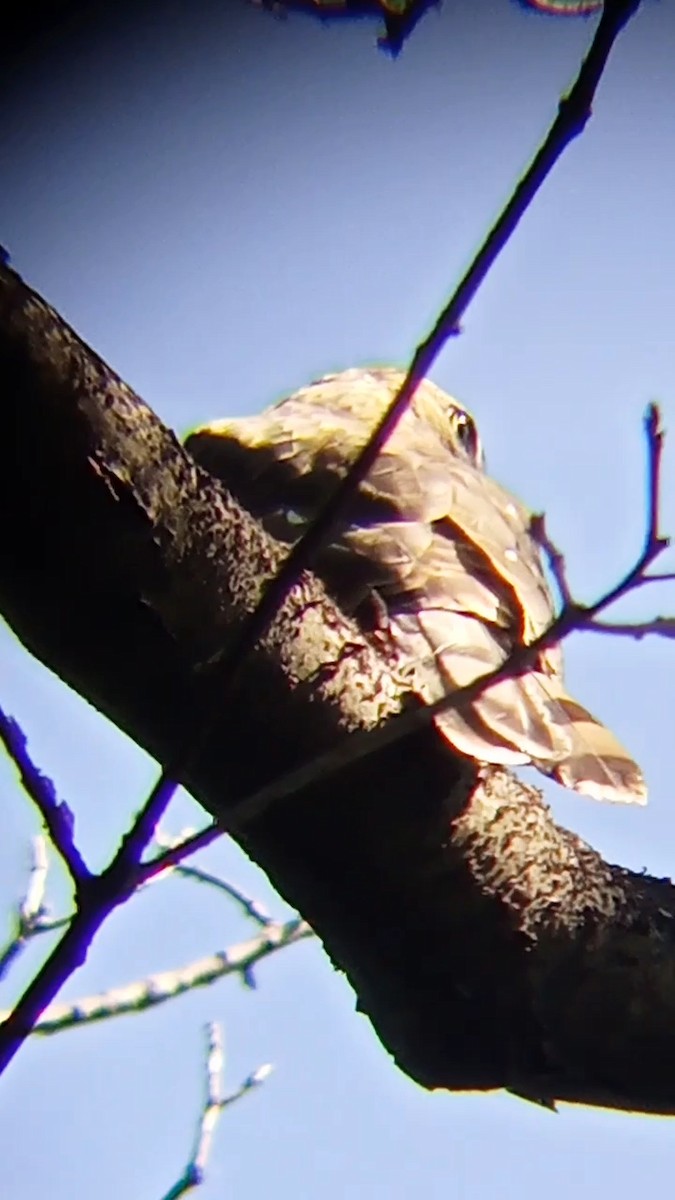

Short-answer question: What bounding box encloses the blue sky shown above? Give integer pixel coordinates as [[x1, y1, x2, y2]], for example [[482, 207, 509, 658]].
[[1, 2, 675, 1196]]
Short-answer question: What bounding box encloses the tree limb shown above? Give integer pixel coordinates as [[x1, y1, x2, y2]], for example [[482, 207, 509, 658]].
[[2, 263, 675, 1111]]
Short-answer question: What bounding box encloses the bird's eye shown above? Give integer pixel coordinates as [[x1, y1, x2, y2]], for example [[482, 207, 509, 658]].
[[452, 410, 481, 464]]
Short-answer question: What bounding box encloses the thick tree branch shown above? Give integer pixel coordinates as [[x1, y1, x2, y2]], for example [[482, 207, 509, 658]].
[[2, 263, 675, 1111]]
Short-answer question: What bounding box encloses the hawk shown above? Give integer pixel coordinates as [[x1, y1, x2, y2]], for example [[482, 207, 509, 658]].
[[185, 367, 646, 804]]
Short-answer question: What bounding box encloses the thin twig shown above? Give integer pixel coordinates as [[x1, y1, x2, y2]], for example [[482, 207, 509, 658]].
[[0, 814, 223, 1068], [0, 709, 90, 886], [0, 912, 73, 984], [19, 836, 49, 926], [644, 402, 665, 550], [160, 1023, 273, 1200], [587, 617, 675, 640], [162, 1023, 226, 1200], [141, 826, 222, 884], [148, 831, 272, 922], [0, 838, 50, 980], [529, 513, 575, 606], [168, 868, 273, 925]]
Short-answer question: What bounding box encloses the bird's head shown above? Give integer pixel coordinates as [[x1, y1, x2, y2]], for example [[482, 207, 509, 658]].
[[285, 367, 485, 470]]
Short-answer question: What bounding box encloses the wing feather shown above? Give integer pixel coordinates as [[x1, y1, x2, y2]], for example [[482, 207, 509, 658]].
[[185, 370, 646, 804]]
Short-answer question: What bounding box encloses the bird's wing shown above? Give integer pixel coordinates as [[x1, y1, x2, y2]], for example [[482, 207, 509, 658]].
[[185, 396, 646, 803]]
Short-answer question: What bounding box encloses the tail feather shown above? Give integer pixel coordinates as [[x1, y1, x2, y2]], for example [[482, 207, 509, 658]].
[[532, 690, 647, 805], [392, 609, 646, 805]]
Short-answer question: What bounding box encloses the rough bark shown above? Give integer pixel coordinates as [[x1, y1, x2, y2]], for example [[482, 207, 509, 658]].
[[1, 260, 673, 1113]]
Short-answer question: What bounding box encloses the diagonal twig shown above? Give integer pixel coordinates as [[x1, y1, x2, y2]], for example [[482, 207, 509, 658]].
[[0, 837, 55, 981], [0, 710, 90, 887], [0, 920, 312, 1035], [587, 617, 675, 640], [148, 832, 273, 924], [140, 826, 222, 884]]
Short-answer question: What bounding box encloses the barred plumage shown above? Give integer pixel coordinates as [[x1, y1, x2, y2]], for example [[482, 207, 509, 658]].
[[186, 367, 646, 804]]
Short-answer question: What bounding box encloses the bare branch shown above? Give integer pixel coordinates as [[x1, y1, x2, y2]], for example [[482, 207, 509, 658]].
[[161, 1023, 273, 1200], [160, 1023, 226, 1200], [642, 573, 675, 585], [148, 831, 273, 923], [168, 871, 273, 926], [19, 836, 49, 927], [0, 707, 90, 887], [0, 737, 190, 1069], [529, 513, 575, 607], [644, 401, 666, 551], [141, 826, 222, 885], [0, 920, 312, 1036], [588, 617, 675, 641], [0, 838, 54, 981]]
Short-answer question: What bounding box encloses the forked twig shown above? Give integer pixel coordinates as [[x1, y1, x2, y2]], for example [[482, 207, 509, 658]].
[[160, 1023, 273, 1200]]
